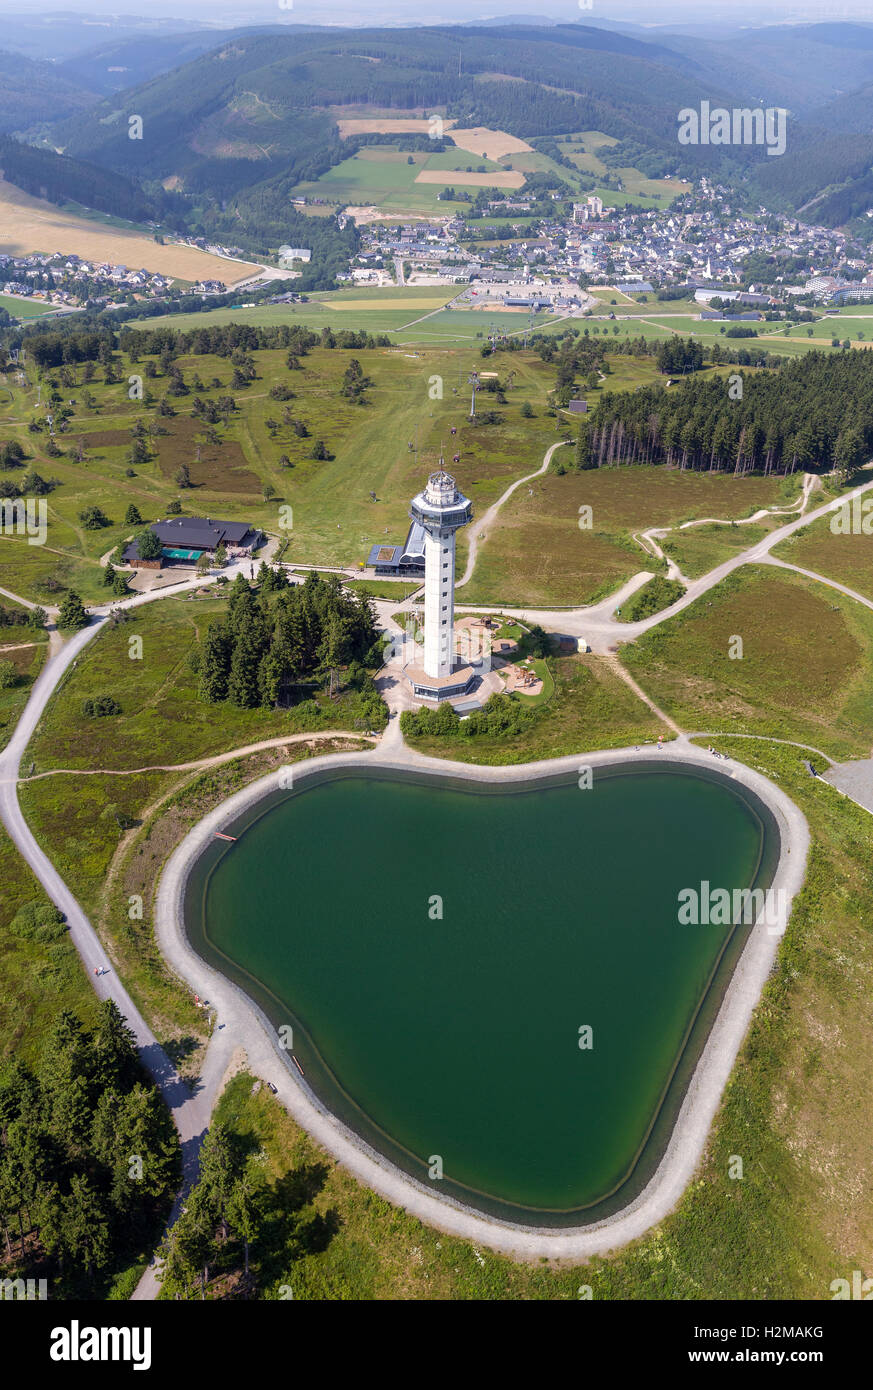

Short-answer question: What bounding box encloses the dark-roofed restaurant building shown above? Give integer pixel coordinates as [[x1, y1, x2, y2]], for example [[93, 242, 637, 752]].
[[366, 521, 426, 578], [123, 515, 263, 569]]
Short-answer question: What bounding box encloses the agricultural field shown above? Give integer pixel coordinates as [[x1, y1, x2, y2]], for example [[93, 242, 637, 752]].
[[127, 286, 548, 341], [513, 147, 670, 208], [449, 127, 533, 159], [403, 307, 558, 340], [335, 117, 440, 139], [292, 117, 681, 216], [580, 311, 852, 360], [291, 146, 507, 215], [0, 177, 258, 284], [460, 447, 796, 607], [622, 565, 873, 759], [757, 313, 873, 347], [610, 296, 698, 316], [415, 168, 524, 188], [333, 117, 532, 161], [548, 130, 687, 208], [556, 129, 620, 175], [124, 282, 581, 344], [586, 286, 639, 306]]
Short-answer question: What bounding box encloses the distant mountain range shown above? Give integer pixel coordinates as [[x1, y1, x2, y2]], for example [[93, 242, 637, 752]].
[[0, 12, 218, 64], [0, 50, 96, 131], [51, 25, 295, 97], [4, 18, 873, 249], [44, 23, 742, 192]]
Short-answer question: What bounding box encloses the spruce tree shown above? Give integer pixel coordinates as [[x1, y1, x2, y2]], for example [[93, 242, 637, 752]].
[[199, 623, 233, 702], [575, 425, 594, 471], [57, 591, 88, 630]]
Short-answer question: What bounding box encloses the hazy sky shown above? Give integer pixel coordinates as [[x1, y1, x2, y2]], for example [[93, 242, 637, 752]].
[[2, 0, 872, 26]]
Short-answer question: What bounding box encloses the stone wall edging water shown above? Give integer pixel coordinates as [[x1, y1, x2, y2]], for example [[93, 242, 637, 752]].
[[154, 737, 809, 1259]]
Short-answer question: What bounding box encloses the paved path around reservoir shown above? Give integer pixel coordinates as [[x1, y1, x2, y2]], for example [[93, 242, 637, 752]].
[[153, 735, 809, 1260], [0, 563, 255, 1296]]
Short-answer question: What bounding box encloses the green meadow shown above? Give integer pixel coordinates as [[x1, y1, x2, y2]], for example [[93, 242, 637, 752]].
[[0, 339, 561, 600], [0, 825, 95, 1061], [461, 451, 795, 607], [0, 295, 58, 320], [773, 511, 873, 601], [508, 133, 681, 211], [622, 565, 873, 759], [554, 129, 688, 209], [140, 293, 558, 342]]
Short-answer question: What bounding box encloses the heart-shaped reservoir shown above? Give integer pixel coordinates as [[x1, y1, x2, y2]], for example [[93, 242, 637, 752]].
[[186, 765, 774, 1225]]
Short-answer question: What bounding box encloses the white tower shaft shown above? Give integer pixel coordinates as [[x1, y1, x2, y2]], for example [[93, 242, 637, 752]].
[[408, 468, 473, 684], [423, 526, 457, 678]]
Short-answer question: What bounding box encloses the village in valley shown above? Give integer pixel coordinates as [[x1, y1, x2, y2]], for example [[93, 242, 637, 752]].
[[6, 184, 873, 328]]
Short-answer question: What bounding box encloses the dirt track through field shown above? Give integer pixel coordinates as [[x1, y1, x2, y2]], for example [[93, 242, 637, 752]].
[[8, 730, 379, 784]]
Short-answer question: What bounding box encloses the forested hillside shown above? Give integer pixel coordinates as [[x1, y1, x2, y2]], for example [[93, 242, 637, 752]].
[[47, 23, 749, 253], [55, 25, 286, 96], [46, 20, 873, 247], [0, 136, 168, 226], [0, 49, 96, 133], [653, 21, 873, 115], [0, 1001, 179, 1296], [588, 352, 873, 477]]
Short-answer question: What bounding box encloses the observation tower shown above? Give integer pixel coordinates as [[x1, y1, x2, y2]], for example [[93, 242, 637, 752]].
[[404, 467, 475, 702]]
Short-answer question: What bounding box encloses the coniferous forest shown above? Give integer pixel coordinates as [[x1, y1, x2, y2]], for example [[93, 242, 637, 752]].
[[0, 999, 179, 1297], [195, 570, 386, 724], [587, 351, 873, 477]]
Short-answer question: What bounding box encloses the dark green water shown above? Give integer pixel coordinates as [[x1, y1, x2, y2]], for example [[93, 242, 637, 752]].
[[186, 764, 775, 1222]]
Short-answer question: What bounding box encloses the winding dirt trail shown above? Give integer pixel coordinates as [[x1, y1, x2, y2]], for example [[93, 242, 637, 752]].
[[456, 439, 566, 588], [633, 471, 817, 583], [8, 730, 379, 784]]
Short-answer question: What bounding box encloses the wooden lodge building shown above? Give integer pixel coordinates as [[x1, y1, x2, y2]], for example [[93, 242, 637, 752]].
[[123, 515, 262, 569]]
